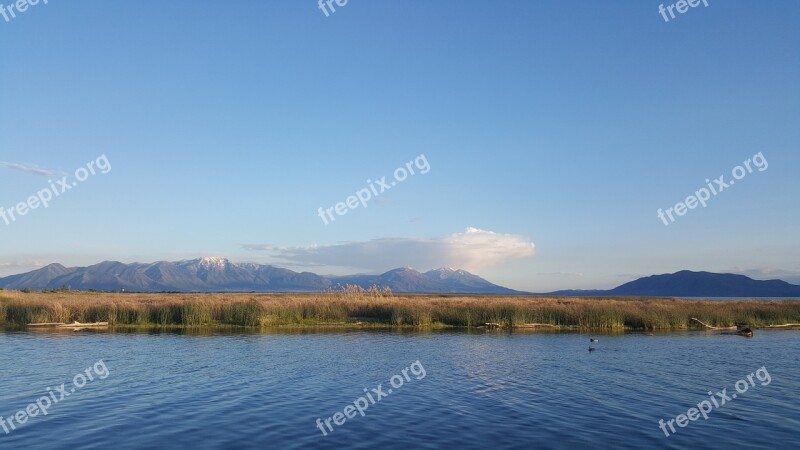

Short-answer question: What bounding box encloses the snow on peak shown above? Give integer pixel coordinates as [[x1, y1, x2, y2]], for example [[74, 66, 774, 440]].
[[198, 256, 229, 269], [434, 267, 464, 273]]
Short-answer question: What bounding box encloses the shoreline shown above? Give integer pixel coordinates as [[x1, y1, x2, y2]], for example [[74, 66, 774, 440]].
[[3, 324, 799, 335], [1, 291, 799, 332]]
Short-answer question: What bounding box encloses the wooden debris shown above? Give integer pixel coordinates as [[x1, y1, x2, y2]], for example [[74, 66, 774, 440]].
[[27, 321, 109, 329], [690, 318, 736, 330]]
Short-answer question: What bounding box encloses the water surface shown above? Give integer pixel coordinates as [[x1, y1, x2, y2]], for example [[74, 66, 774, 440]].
[[1, 329, 797, 449]]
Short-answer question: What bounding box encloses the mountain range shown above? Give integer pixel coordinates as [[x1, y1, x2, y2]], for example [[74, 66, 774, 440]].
[[548, 270, 800, 297], [1, 259, 799, 297], [0, 257, 521, 294]]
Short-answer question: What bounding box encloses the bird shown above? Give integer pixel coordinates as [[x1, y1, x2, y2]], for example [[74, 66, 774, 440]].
[[588, 347, 596, 352], [590, 338, 598, 343]]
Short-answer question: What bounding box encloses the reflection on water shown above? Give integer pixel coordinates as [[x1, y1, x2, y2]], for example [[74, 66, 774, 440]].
[[0, 328, 797, 449]]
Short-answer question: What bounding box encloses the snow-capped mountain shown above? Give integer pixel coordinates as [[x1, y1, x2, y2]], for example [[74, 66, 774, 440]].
[[0, 258, 521, 294]]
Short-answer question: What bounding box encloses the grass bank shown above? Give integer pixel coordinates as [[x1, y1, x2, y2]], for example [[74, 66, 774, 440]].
[[0, 291, 798, 330]]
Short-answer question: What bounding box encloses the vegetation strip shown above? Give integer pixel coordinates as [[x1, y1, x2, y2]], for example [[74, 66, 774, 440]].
[[0, 291, 798, 330]]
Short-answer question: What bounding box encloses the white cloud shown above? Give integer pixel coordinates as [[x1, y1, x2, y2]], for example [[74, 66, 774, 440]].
[[0, 161, 60, 177], [0, 260, 49, 277], [0, 261, 47, 269], [536, 272, 584, 277], [243, 227, 535, 272], [728, 267, 800, 285]]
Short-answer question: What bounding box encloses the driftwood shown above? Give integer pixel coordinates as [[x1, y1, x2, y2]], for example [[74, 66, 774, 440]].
[[690, 318, 736, 330], [692, 318, 754, 336], [762, 323, 800, 328], [27, 321, 109, 329]]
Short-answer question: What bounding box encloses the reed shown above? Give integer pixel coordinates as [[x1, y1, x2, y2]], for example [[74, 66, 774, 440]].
[[0, 291, 798, 330]]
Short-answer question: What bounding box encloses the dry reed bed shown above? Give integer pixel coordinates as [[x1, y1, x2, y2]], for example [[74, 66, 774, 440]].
[[0, 291, 798, 330]]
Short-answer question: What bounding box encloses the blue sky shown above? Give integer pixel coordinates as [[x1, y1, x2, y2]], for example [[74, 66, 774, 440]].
[[1, 0, 798, 291]]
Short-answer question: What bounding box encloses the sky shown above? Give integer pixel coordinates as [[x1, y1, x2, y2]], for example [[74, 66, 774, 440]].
[[1, 0, 798, 292]]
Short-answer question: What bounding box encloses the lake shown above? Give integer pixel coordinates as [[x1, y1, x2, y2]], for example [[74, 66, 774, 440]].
[[1, 328, 797, 449]]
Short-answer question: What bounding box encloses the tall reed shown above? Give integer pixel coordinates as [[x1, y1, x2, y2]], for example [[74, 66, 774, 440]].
[[0, 291, 798, 330]]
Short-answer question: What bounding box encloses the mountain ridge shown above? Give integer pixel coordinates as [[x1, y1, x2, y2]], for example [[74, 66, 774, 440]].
[[547, 270, 800, 297], [2, 262, 799, 297], [0, 258, 521, 294]]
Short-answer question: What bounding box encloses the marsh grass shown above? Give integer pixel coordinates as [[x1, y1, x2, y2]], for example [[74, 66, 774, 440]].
[[0, 291, 798, 330]]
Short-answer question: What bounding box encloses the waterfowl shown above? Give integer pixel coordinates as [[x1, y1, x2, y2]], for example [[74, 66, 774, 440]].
[[590, 338, 598, 342]]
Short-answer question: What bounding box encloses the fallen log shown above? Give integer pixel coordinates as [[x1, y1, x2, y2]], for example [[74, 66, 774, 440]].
[[60, 322, 109, 328], [690, 318, 736, 330], [762, 323, 800, 328], [517, 323, 560, 328], [27, 321, 109, 328]]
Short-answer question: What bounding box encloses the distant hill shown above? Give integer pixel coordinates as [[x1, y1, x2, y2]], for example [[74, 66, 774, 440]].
[[5, 263, 796, 297], [0, 258, 521, 294], [548, 270, 800, 297], [333, 267, 521, 294]]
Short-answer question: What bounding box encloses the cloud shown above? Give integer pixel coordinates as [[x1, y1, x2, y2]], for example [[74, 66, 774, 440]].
[[0, 260, 48, 276], [536, 272, 584, 277], [0, 162, 59, 177], [728, 267, 800, 284], [243, 227, 535, 272], [0, 261, 48, 269]]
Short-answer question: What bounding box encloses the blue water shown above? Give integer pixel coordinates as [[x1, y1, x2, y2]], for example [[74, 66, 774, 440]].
[[676, 297, 800, 301], [1, 329, 797, 449]]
